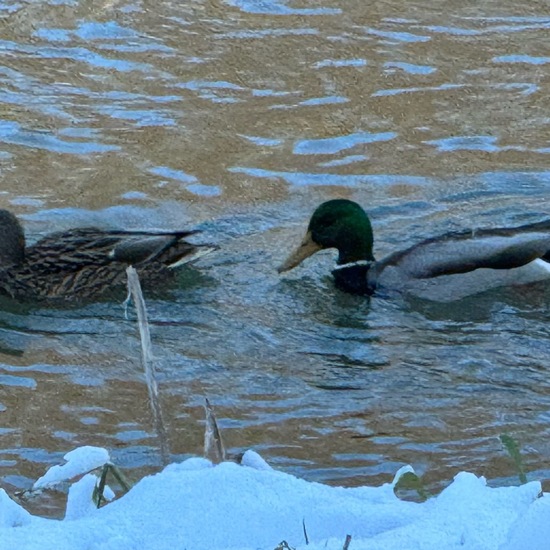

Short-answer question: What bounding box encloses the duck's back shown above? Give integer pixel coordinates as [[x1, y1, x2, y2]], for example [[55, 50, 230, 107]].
[[0, 227, 202, 301], [374, 259, 550, 302], [370, 220, 550, 301]]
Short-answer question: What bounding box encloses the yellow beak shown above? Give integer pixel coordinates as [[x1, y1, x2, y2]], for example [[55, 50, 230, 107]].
[[277, 231, 323, 273]]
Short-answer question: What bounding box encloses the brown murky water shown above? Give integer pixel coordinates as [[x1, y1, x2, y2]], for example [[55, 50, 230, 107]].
[[0, 0, 550, 516]]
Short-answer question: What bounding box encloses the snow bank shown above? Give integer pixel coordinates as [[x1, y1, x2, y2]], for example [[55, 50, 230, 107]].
[[0, 448, 545, 550]]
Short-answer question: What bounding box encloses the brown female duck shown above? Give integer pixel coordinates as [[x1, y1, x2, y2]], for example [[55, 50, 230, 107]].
[[0, 209, 213, 302]]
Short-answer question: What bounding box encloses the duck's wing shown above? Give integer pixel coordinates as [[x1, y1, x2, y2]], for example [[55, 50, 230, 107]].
[[26, 228, 202, 272], [108, 230, 201, 266], [378, 220, 550, 280]]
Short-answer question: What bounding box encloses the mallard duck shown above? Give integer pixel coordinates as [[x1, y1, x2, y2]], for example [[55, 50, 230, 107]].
[[278, 199, 550, 301], [0, 209, 214, 302]]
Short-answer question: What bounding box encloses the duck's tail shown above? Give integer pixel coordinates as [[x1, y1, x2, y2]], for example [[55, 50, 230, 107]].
[[167, 244, 218, 268], [111, 231, 217, 269], [533, 257, 550, 274]]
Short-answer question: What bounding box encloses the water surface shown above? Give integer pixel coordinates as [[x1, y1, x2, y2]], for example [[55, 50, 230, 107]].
[[0, 0, 549, 516]]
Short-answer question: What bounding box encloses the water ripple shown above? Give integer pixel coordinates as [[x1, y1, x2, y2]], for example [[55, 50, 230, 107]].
[[0, 120, 117, 154], [230, 167, 430, 187], [493, 54, 550, 65], [313, 58, 367, 69], [224, 0, 341, 16], [293, 132, 397, 155], [365, 28, 431, 43], [383, 61, 436, 75], [425, 136, 550, 154], [299, 95, 349, 106]]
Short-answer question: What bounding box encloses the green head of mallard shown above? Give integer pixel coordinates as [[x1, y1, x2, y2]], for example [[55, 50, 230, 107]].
[[278, 199, 375, 273]]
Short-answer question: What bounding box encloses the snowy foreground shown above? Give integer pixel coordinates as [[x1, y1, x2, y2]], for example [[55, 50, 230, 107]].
[[1, 447, 549, 550]]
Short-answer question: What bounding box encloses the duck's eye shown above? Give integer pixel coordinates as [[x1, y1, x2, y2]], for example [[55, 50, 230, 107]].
[[318, 215, 336, 229]]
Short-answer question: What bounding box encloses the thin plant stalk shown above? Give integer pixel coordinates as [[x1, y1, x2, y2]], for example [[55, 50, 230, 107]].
[[499, 434, 527, 484], [126, 266, 170, 466], [94, 463, 133, 508], [204, 398, 226, 464], [94, 463, 110, 508]]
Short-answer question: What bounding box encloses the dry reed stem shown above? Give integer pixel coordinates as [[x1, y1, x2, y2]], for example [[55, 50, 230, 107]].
[[204, 398, 226, 464], [126, 266, 170, 466]]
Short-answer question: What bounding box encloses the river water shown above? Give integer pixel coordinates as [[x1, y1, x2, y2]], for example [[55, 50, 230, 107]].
[[0, 0, 549, 515]]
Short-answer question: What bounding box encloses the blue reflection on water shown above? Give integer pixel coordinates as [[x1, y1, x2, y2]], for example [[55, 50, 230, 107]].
[[148, 166, 198, 184], [493, 54, 550, 65], [366, 28, 431, 43], [230, 166, 429, 187], [75, 21, 138, 40], [0, 39, 153, 72], [319, 155, 368, 167], [384, 61, 436, 75], [300, 96, 348, 106], [294, 132, 396, 155], [426, 136, 501, 152], [314, 59, 367, 69], [0, 120, 118, 154], [32, 28, 71, 42], [240, 135, 283, 147], [225, 0, 341, 15], [187, 184, 222, 197], [425, 135, 550, 154]]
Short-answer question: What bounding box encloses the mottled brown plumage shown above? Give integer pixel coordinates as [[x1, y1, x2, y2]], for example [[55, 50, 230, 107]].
[[0, 210, 212, 302]]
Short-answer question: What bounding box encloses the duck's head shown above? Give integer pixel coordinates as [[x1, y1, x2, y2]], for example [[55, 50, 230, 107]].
[[0, 209, 25, 267], [278, 199, 375, 273]]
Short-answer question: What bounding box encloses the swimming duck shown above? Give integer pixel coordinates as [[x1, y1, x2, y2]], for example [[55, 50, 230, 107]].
[[278, 199, 550, 301], [0, 209, 214, 302]]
